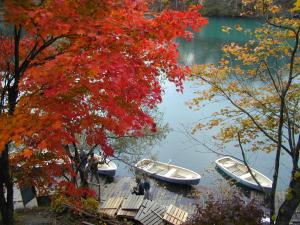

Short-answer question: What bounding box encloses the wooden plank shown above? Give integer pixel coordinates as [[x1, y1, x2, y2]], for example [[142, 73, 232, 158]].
[[136, 195, 144, 209], [176, 210, 185, 225], [113, 198, 121, 208], [117, 208, 137, 218], [176, 207, 184, 221], [122, 194, 144, 210], [129, 195, 136, 209], [173, 207, 180, 223], [143, 211, 164, 225], [105, 199, 112, 208], [135, 200, 166, 225], [100, 197, 124, 217], [135, 200, 146, 220], [163, 205, 188, 225], [106, 198, 115, 208], [182, 212, 188, 223], [169, 205, 176, 224], [148, 205, 165, 225], [124, 195, 132, 209], [148, 207, 164, 224], [89, 176, 203, 216], [176, 208, 183, 222], [136, 201, 155, 221], [117, 195, 144, 219], [122, 195, 131, 209]]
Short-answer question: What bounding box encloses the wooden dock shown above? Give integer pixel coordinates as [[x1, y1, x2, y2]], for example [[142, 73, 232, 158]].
[[89, 176, 209, 214], [15, 174, 300, 225], [89, 176, 300, 224]]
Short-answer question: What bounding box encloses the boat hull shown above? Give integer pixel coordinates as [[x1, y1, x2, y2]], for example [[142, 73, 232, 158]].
[[135, 159, 201, 185], [137, 168, 200, 185], [98, 168, 116, 176], [94, 154, 117, 177], [215, 157, 272, 192]]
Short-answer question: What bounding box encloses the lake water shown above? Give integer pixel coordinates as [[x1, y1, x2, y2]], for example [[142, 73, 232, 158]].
[[116, 17, 290, 191]]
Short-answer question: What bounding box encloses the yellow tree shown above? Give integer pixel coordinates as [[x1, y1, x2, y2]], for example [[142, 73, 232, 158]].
[[294, 0, 300, 11], [190, 1, 300, 224]]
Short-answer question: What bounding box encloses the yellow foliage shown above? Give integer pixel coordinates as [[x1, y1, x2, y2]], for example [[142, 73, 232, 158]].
[[269, 5, 280, 14], [235, 24, 243, 32], [189, 0, 300, 167], [82, 197, 99, 214], [51, 195, 68, 213], [208, 119, 220, 129], [248, 69, 256, 76], [192, 123, 205, 134], [293, 0, 300, 11], [221, 26, 232, 33]]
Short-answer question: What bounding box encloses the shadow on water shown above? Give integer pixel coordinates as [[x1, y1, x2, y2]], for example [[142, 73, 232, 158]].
[[148, 177, 209, 201], [215, 167, 269, 204], [153, 179, 193, 193], [215, 166, 256, 193]]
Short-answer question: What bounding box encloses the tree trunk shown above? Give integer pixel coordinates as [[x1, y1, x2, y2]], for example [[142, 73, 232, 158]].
[[0, 144, 14, 225], [275, 170, 300, 225], [71, 143, 88, 187]]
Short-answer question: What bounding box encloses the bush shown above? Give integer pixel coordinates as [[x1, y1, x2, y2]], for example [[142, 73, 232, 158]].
[[185, 192, 264, 225], [82, 197, 99, 214], [51, 182, 99, 215], [51, 195, 68, 214]]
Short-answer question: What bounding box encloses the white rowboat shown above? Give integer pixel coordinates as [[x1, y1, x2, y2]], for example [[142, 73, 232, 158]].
[[135, 159, 201, 185], [94, 154, 117, 176], [215, 156, 272, 191]]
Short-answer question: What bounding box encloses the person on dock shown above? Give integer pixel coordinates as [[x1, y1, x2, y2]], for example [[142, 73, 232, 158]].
[[87, 152, 100, 183], [132, 177, 144, 195], [80, 150, 88, 168], [143, 175, 151, 200]]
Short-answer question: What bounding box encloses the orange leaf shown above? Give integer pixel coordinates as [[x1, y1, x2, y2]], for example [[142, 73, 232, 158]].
[[23, 149, 33, 158], [52, 121, 62, 130]]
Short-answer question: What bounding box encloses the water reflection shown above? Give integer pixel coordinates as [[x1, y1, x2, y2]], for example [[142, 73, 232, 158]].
[[177, 17, 261, 65], [117, 17, 289, 192]]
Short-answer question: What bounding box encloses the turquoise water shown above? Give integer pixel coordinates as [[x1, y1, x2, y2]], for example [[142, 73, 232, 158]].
[[117, 17, 290, 191]]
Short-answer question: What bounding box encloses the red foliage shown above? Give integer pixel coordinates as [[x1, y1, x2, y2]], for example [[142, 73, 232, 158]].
[[55, 181, 96, 210], [0, 0, 207, 191]]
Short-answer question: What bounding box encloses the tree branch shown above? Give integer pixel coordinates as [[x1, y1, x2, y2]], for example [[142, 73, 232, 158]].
[[199, 76, 292, 156], [237, 132, 269, 195]]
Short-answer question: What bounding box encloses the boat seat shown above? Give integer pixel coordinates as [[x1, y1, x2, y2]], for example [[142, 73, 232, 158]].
[[223, 162, 235, 168], [164, 168, 177, 177], [143, 163, 154, 171], [260, 183, 269, 187], [240, 172, 255, 179], [237, 165, 248, 173]]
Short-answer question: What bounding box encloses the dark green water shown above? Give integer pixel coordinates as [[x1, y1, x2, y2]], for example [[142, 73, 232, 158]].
[[117, 17, 290, 191]]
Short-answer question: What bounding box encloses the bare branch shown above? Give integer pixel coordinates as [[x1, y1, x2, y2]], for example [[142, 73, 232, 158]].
[[266, 19, 297, 36], [179, 124, 229, 157], [237, 132, 269, 195], [199, 76, 292, 156]]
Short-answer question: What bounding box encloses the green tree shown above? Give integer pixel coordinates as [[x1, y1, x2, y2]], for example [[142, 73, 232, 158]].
[[190, 1, 300, 224]]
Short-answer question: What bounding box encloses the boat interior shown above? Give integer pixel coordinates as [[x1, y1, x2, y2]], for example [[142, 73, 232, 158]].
[[218, 158, 271, 186], [94, 155, 116, 169], [137, 160, 197, 179], [97, 160, 115, 169]]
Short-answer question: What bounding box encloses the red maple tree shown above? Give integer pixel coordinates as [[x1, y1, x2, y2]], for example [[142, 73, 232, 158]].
[[0, 1, 207, 224]]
